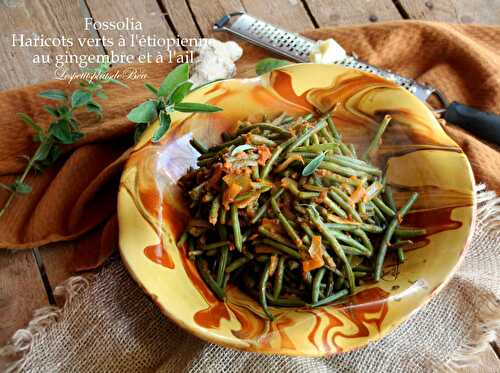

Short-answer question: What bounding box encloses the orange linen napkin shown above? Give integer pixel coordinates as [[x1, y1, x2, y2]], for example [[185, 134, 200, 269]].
[[0, 21, 499, 269]]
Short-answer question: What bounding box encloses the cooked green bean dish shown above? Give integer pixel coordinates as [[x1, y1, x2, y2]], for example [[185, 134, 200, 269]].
[[178, 112, 424, 320]]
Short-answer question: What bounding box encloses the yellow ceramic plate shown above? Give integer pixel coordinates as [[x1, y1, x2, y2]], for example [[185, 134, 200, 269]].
[[118, 64, 475, 356]]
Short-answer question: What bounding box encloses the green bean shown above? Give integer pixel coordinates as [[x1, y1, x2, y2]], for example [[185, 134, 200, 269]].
[[349, 144, 357, 158], [302, 113, 314, 122], [259, 261, 274, 320], [326, 114, 341, 140], [328, 230, 371, 255], [353, 228, 374, 255], [270, 195, 303, 248], [225, 255, 253, 273], [334, 276, 345, 291], [190, 138, 209, 154], [371, 202, 387, 223], [319, 161, 368, 178], [203, 241, 229, 251], [384, 185, 397, 211], [362, 115, 392, 161], [328, 188, 362, 222], [320, 127, 334, 142], [322, 173, 363, 186], [219, 207, 227, 224], [177, 230, 189, 247], [325, 222, 384, 234], [394, 227, 427, 238], [273, 257, 286, 299], [322, 196, 348, 219], [397, 247, 406, 263], [261, 137, 295, 178], [306, 154, 382, 176], [390, 240, 414, 249], [373, 196, 396, 217], [266, 295, 306, 307], [231, 205, 243, 252], [258, 226, 296, 248], [353, 271, 368, 278], [209, 195, 221, 225], [188, 250, 204, 257], [311, 133, 320, 145], [326, 270, 334, 297], [340, 245, 366, 256], [374, 192, 418, 280], [309, 289, 349, 307], [246, 133, 276, 146], [312, 268, 326, 303], [261, 238, 301, 259], [197, 258, 225, 299], [307, 208, 355, 291], [287, 119, 327, 153], [217, 246, 229, 285], [237, 122, 292, 137], [210, 136, 245, 152], [250, 188, 284, 224]]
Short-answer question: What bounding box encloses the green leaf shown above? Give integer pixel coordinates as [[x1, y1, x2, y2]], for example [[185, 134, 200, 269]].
[[95, 91, 108, 100], [12, 179, 32, 194], [127, 101, 158, 123], [42, 105, 60, 117], [144, 83, 159, 96], [86, 101, 102, 114], [49, 120, 73, 144], [231, 144, 254, 156], [134, 123, 147, 143], [158, 63, 189, 97], [33, 141, 53, 161], [106, 78, 128, 88], [152, 111, 171, 143], [255, 58, 291, 75], [71, 90, 92, 108], [39, 89, 67, 101], [302, 152, 325, 176], [174, 102, 222, 113], [169, 81, 193, 104], [17, 113, 42, 134]]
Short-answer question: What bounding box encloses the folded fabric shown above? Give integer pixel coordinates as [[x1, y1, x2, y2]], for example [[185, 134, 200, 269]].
[[0, 21, 499, 270]]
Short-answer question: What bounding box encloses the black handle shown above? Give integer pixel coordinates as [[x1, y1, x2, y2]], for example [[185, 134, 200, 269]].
[[444, 102, 500, 145]]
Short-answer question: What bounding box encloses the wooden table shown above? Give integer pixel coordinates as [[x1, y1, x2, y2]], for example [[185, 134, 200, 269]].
[[1, 0, 499, 370]]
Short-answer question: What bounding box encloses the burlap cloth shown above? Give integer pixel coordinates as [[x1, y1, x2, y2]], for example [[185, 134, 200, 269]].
[[1, 21, 500, 371]]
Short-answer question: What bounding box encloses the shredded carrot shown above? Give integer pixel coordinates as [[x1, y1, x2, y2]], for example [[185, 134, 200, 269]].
[[222, 183, 242, 210], [257, 145, 272, 166], [350, 184, 366, 204], [269, 254, 279, 276], [302, 235, 325, 272]]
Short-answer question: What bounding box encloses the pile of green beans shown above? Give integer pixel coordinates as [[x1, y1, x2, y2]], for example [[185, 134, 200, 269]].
[[177, 112, 425, 320]]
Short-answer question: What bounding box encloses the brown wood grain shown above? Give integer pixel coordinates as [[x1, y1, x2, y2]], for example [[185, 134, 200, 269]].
[[0, 250, 47, 345], [160, 0, 201, 38], [305, 0, 402, 26], [0, 0, 104, 90], [400, 0, 500, 25], [85, 0, 180, 61], [185, 0, 314, 38]]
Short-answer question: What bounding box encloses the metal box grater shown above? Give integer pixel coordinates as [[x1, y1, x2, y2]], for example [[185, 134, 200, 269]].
[[213, 12, 437, 102]]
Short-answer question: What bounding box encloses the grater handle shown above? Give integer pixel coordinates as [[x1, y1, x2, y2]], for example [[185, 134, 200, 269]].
[[445, 102, 500, 145]]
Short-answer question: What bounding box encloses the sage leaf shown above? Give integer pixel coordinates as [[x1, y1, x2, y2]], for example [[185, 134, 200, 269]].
[[33, 141, 53, 161], [158, 63, 189, 97], [174, 102, 222, 113], [42, 105, 59, 117], [17, 113, 42, 134], [231, 144, 254, 155], [255, 58, 291, 75], [12, 179, 32, 194], [152, 111, 171, 143], [169, 81, 193, 104], [48, 120, 73, 144], [71, 90, 92, 108], [86, 101, 102, 114], [302, 152, 325, 176], [144, 83, 159, 96], [39, 89, 67, 101], [127, 101, 158, 123]]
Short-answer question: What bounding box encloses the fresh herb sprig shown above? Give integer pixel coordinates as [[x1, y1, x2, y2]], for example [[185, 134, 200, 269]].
[[255, 58, 291, 75], [0, 63, 125, 218], [127, 63, 222, 143]]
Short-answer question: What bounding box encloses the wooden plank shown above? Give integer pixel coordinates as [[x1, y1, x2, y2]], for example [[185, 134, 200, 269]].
[[85, 0, 180, 61], [305, 0, 402, 26], [160, 0, 201, 38], [185, 0, 314, 38], [0, 0, 105, 90], [0, 250, 48, 346], [399, 0, 500, 24]]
